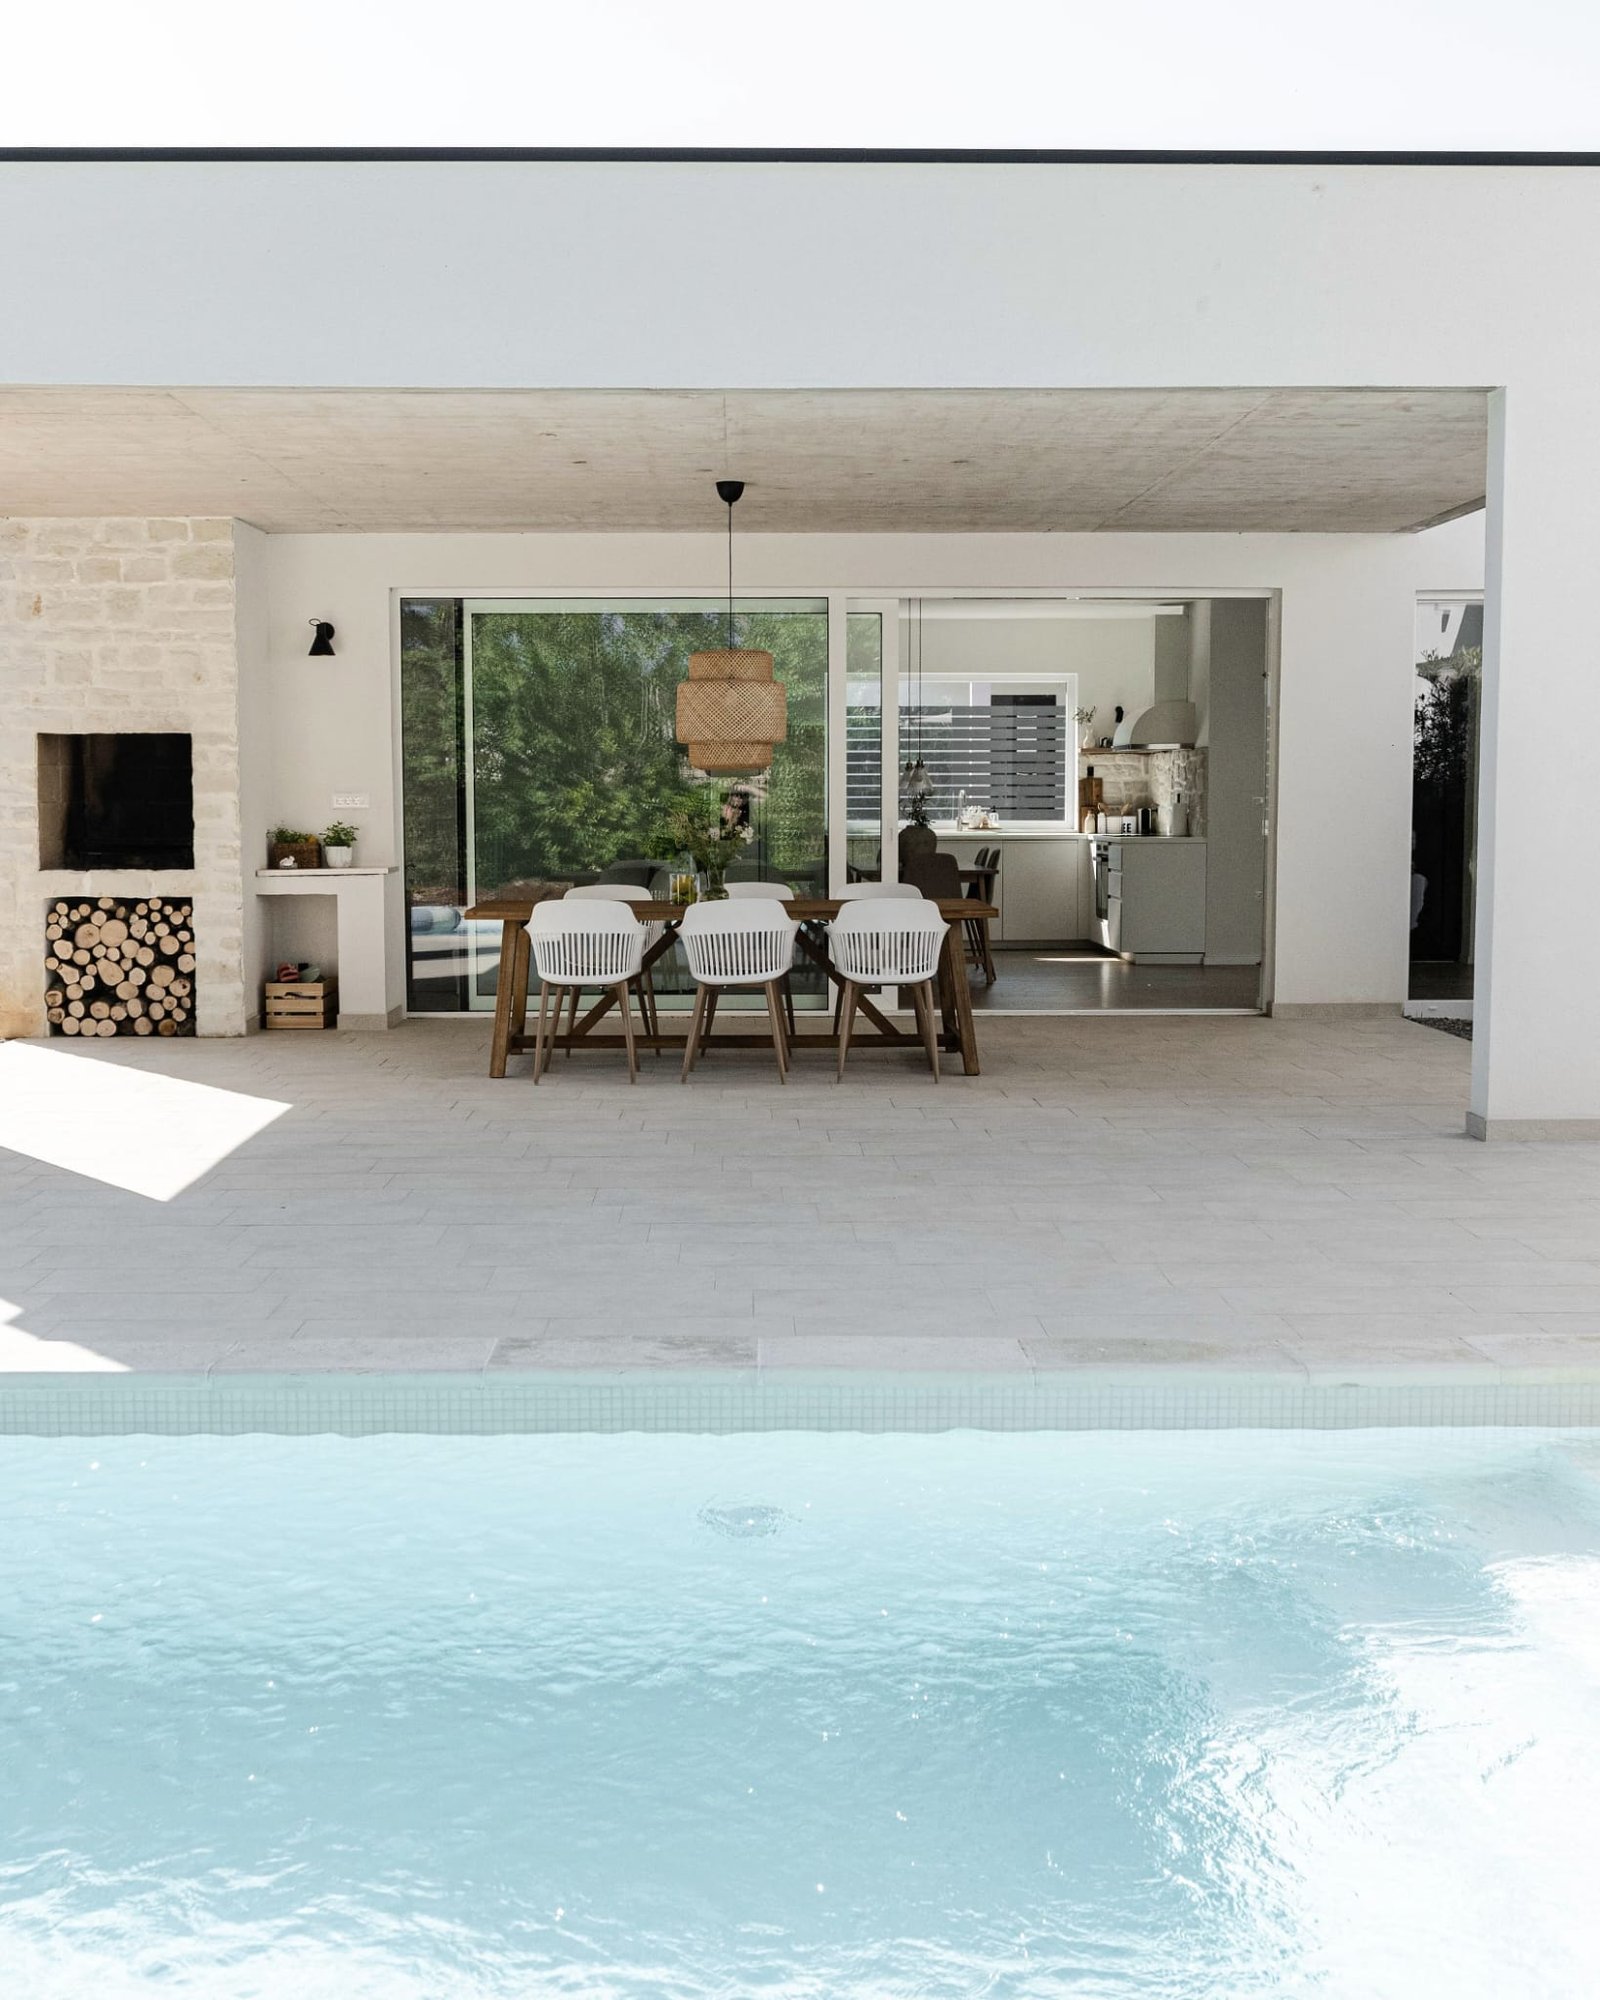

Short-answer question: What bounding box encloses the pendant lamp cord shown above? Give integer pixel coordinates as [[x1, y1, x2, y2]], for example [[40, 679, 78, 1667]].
[[726, 499, 735, 649]]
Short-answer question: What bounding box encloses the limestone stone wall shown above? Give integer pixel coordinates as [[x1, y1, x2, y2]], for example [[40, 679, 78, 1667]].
[[1150, 747, 1209, 838], [0, 517, 247, 1037]]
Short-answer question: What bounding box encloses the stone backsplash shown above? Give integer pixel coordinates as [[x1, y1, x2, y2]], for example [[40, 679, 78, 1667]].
[[1150, 747, 1208, 838], [1078, 746, 1208, 834]]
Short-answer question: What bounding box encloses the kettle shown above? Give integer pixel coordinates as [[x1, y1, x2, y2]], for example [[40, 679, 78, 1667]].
[[1136, 806, 1155, 836]]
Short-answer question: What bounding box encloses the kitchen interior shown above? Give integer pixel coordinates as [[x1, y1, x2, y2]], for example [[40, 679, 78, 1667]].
[[893, 596, 1269, 1012]]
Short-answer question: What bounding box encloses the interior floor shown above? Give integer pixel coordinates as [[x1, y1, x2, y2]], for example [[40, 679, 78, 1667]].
[[967, 945, 1261, 1012], [1409, 959, 1474, 1002]]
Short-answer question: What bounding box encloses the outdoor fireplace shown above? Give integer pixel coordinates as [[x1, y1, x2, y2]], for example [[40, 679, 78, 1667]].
[[38, 732, 194, 871]]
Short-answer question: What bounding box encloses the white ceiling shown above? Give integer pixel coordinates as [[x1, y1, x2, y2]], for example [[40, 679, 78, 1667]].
[[0, 386, 1487, 535]]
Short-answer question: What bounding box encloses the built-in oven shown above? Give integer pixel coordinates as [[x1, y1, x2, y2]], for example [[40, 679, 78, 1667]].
[[1092, 839, 1111, 923]]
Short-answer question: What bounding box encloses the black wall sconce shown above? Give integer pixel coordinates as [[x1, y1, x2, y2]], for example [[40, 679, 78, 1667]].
[[308, 620, 336, 657]]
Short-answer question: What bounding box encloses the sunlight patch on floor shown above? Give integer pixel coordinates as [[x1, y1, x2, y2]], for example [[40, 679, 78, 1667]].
[[0, 1297, 128, 1373], [0, 1043, 289, 1201]]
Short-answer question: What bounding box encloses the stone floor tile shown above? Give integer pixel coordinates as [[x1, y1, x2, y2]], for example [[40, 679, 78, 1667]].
[[8, 1014, 1597, 1386], [757, 1334, 1034, 1371]]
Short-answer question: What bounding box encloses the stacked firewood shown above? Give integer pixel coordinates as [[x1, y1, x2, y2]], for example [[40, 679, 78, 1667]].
[[45, 897, 196, 1037]]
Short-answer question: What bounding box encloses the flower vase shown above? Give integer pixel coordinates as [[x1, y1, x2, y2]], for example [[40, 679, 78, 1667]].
[[898, 821, 937, 866], [698, 866, 728, 902]]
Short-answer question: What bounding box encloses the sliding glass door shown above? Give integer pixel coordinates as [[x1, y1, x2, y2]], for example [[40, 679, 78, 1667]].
[[842, 601, 898, 884], [400, 598, 828, 1011]]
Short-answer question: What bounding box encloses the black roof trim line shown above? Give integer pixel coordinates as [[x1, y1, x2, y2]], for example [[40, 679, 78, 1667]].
[[1, 146, 1598, 167]]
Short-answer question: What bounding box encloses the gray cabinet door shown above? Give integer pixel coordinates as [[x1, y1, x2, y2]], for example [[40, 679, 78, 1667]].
[[1002, 841, 1080, 943], [1115, 843, 1208, 958]]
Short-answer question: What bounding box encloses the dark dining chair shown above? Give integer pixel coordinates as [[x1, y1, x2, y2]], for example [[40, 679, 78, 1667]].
[[964, 846, 999, 983], [900, 850, 963, 901], [901, 849, 1000, 984]]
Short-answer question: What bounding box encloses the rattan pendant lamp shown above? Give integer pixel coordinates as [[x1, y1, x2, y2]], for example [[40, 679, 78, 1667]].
[[676, 479, 788, 775]]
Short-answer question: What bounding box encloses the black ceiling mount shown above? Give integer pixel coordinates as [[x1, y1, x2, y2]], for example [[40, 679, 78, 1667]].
[[716, 481, 746, 646]]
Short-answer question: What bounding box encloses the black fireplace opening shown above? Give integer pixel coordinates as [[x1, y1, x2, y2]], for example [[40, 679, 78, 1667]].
[[39, 733, 195, 871]]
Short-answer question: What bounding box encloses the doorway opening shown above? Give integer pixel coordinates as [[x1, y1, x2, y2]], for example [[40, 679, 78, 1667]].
[[850, 595, 1272, 1015], [1409, 597, 1480, 1014]]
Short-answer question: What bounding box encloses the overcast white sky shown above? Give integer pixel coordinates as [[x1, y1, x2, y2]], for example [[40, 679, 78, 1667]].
[[4, 0, 1599, 150]]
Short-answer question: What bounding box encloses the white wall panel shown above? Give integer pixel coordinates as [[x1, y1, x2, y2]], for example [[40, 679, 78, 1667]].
[[0, 161, 1583, 389]]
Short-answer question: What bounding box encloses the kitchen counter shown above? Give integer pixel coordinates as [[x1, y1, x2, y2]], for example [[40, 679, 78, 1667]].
[[928, 826, 1205, 844]]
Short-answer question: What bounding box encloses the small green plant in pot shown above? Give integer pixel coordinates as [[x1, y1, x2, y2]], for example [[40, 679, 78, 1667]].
[[322, 820, 359, 871], [268, 825, 321, 869]]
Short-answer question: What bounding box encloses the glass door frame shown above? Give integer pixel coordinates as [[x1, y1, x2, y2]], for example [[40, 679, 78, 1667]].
[[831, 596, 904, 893], [398, 583, 1281, 1016], [835, 585, 1282, 1016], [456, 591, 834, 1010]]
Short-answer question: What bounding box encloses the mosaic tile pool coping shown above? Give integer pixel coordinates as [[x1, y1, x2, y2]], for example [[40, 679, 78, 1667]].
[[3, 1370, 1600, 1435]]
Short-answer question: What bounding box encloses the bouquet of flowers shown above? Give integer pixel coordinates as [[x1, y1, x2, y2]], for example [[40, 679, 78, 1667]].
[[660, 788, 755, 895]]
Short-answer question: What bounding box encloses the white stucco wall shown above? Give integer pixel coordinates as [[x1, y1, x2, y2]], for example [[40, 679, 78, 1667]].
[[0, 160, 1585, 392], [255, 516, 1485, 1012]]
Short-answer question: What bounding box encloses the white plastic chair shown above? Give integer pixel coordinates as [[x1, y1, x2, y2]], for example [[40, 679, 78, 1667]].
[[565, 883, 664, 1047], [526, 900, 646, 1083], [828, 899, 948, 1082], [722, 881, 800, 1034], [677, 900, 799, 1084], [826, 884, 930, 1035]]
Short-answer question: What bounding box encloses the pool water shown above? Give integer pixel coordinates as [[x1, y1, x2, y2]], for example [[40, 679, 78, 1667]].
[[3, 1428, 1599, 1999]]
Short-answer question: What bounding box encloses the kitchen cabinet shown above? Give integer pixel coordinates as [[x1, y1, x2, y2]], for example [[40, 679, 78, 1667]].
[[940, 835, 1092, 942], [1002, 840, 1080, 942], [1097, 840, 1207, 962]]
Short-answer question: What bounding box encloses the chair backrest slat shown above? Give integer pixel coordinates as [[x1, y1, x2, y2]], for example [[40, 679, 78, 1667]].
[[528, 901, 646, 984], [828, 900, 947, 984], [679, 900, 798, 985]]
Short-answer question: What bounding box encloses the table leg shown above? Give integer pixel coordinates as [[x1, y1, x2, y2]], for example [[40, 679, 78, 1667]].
[[489, 919, 523, 1077], [936, 927, 960, 1045], [943, 923, 981, 1075], [512, 926, 532, 1037]]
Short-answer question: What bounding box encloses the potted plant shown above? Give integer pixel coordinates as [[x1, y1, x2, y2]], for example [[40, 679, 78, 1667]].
[[659, 788, 754, 900], [268, 825, 321, 869], [897, 758, 937, 864], [322, 819, 359, 870]]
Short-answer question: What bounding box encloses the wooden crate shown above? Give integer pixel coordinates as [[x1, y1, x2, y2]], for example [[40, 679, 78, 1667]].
[[263, 979, 338, 1030]]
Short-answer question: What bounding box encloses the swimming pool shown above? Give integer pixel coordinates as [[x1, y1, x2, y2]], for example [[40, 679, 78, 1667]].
[[4, 1427, 1598, 1999]]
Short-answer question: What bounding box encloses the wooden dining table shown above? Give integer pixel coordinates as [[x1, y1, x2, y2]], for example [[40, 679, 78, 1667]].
[[464, 895, 997, 1078]]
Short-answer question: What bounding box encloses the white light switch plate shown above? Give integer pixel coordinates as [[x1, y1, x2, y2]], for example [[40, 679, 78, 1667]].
[[331, 792, 369, 809]]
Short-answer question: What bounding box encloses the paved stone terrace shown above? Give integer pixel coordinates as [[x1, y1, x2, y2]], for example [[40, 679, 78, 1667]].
[[2, 1015, 1599, 1383]]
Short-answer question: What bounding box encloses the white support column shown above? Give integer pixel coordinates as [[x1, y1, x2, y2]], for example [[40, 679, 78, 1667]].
[[825, 593, 848, 896], [1470, 383, 1600, 1137]]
